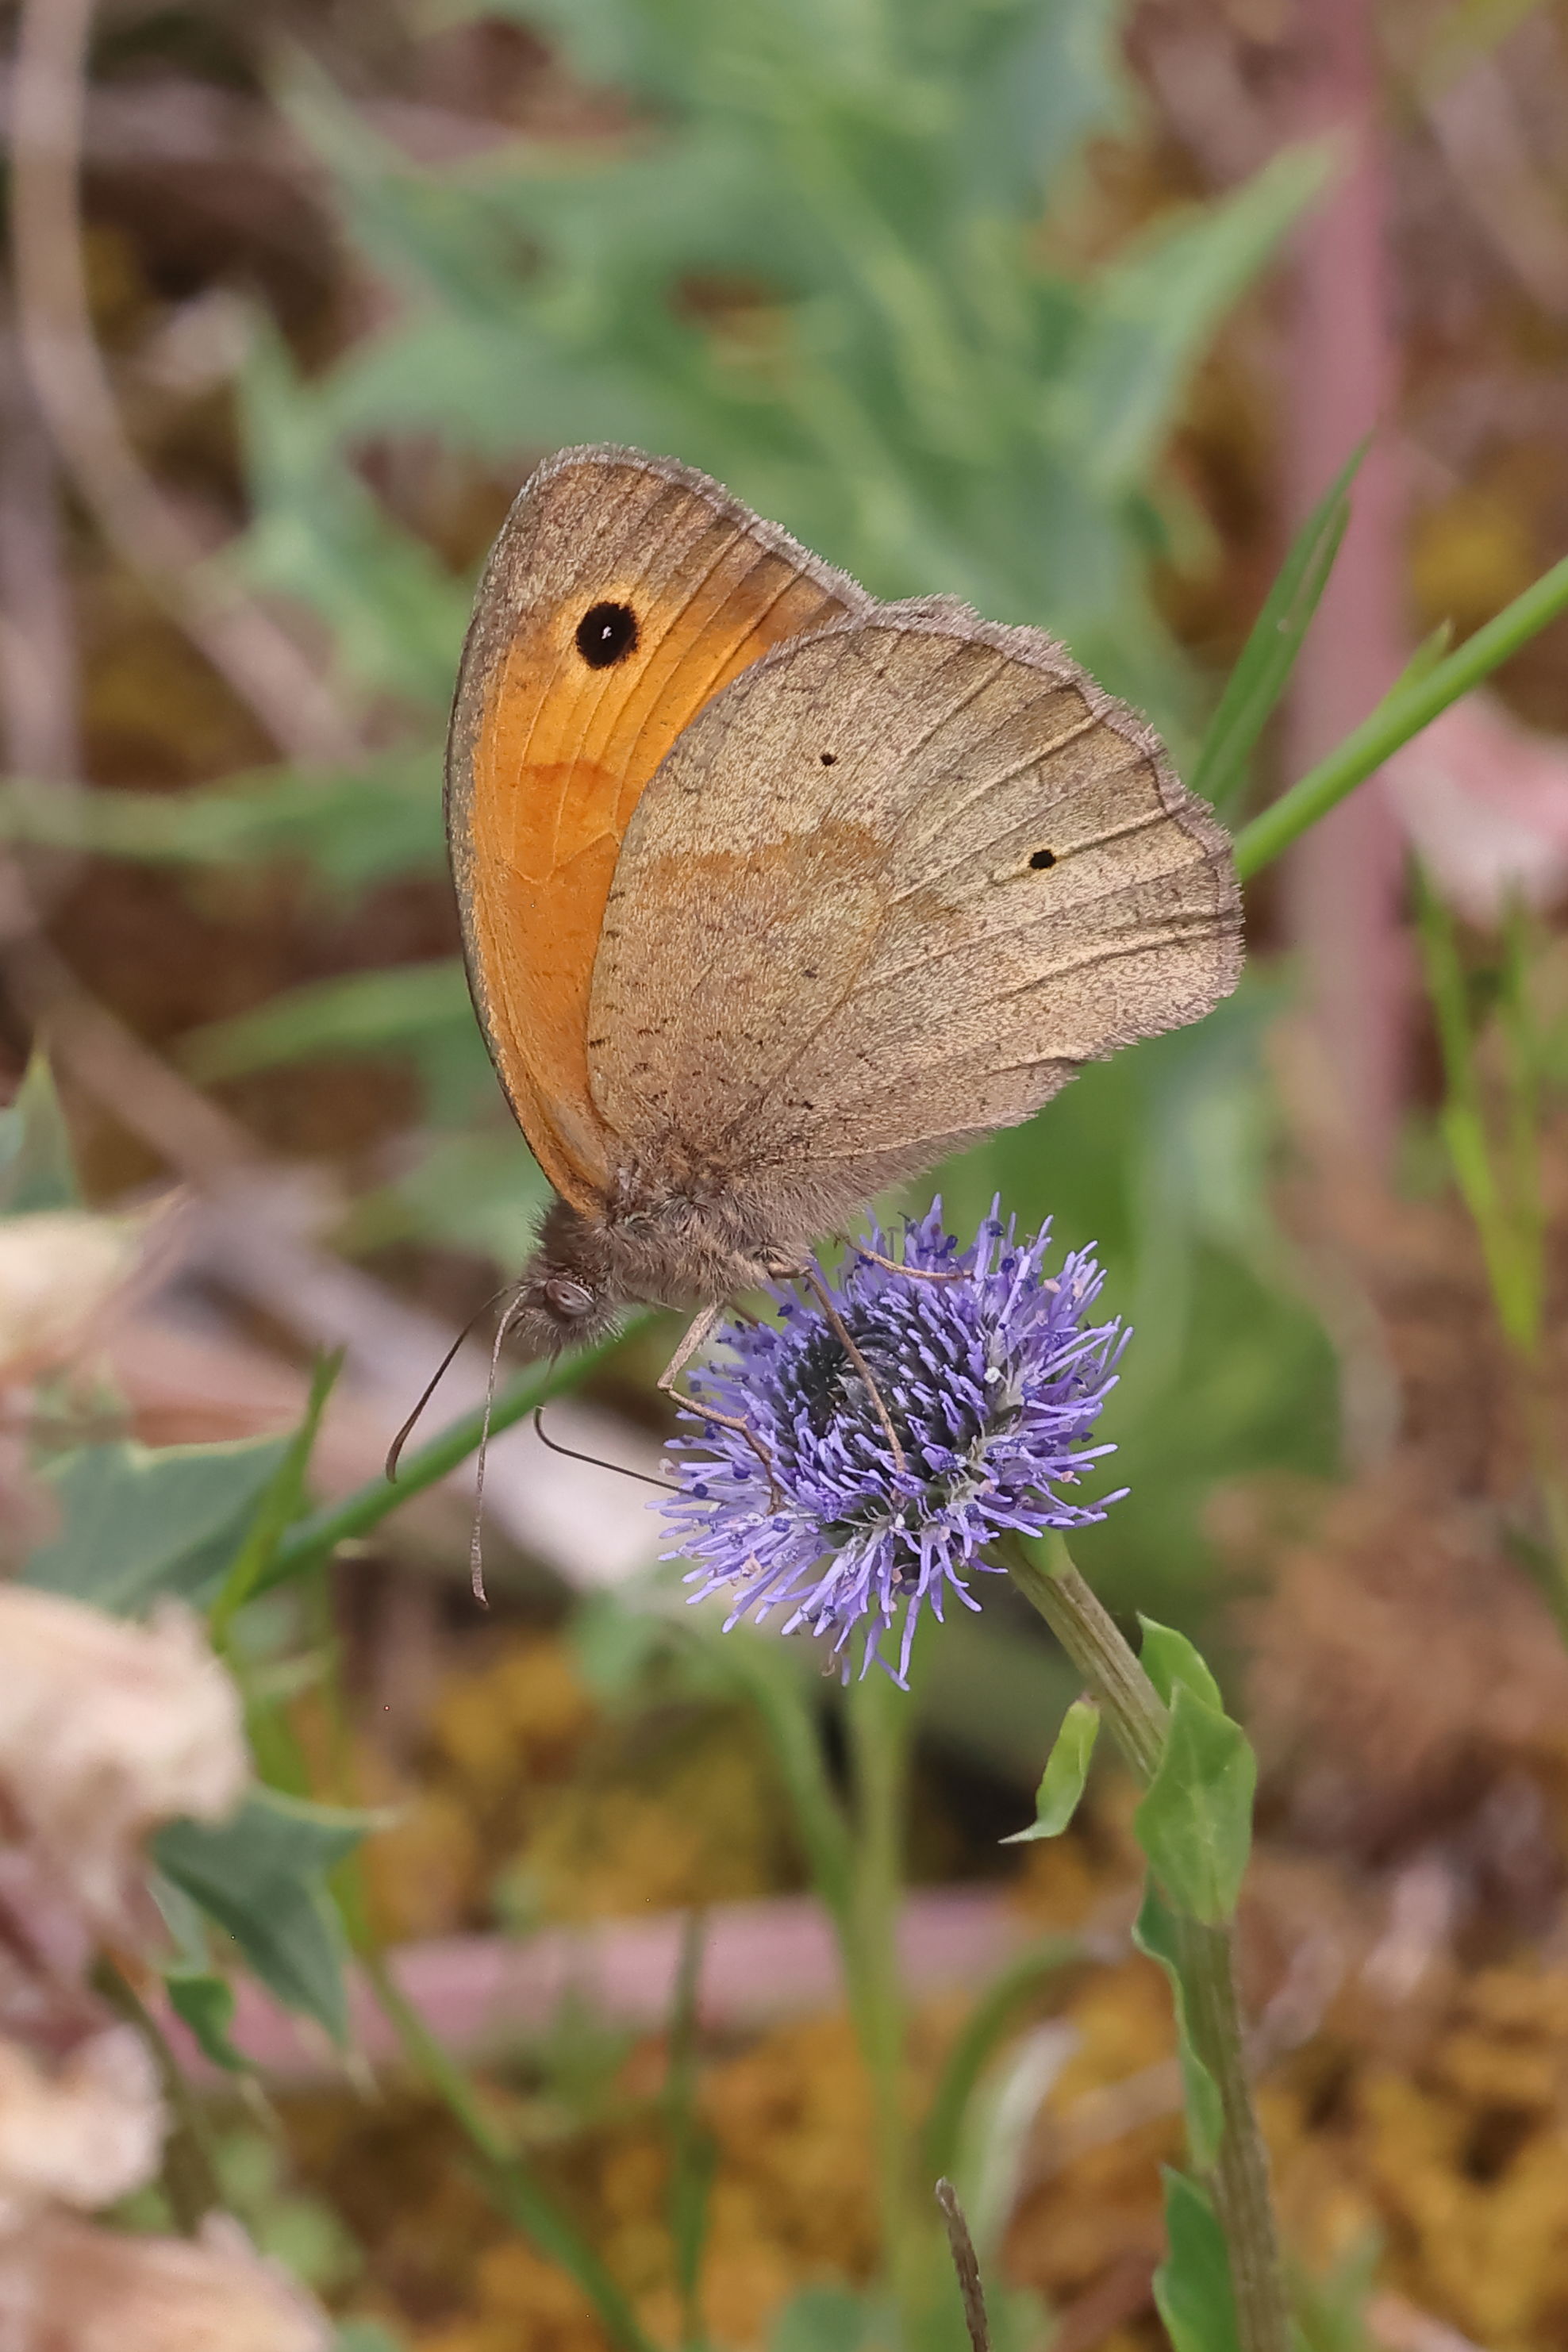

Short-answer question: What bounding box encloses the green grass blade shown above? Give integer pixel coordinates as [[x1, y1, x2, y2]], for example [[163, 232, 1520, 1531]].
[[355, 1944, 662, 2352], [1235, 547, 1568, 879], [209, 1351, 343, 1646], [1190, 441, 1365, 817], [920, 1933, 1086, 2183], [260, 1315, 652, 1592]]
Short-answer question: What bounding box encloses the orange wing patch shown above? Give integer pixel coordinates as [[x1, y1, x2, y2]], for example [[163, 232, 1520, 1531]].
[[465, 482, 851, 1208]]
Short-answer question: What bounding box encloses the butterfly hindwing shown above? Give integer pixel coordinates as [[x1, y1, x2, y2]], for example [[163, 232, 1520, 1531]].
[[586, 605, 1241, 1241]]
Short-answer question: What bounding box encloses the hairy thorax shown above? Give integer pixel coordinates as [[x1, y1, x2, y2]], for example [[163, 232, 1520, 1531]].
[[506, 1186, 783, 1359]]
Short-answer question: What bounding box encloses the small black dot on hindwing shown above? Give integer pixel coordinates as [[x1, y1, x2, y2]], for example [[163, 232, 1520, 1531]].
[[575, 601, 639, 667], [819, 750, 836, 767], [1029, 847, 1057, 870]]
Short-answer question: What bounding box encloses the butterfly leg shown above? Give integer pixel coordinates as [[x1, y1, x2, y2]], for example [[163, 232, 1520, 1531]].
[[775, 1261, 908, 1479], [844, 1236, 1055, 1295], [846, 1239, 964, 1283], [659, 1301, 723, 1390], [658, 1305, 780, 1504]]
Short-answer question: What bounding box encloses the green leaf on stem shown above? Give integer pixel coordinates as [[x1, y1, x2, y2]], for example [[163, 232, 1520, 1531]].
[[1136, 1617, 1225, 1715], [24, 1435, 292, 1614], [1132, 1882, 1224, 2169], [155, 1789, 371, 2045], [164, 1967, 248, 2073], [1002, 1697, 1100, 1841], [1191, 440, 1364, 817], [1153, 2167, 1242, 2352], [1135, 1681, 1256, 1926]]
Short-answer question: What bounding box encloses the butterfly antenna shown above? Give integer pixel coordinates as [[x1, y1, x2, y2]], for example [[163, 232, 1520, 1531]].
[[385, 1284, 516, 1483], [468, 1288, 529, 1608], [532, 1405, 679, 1493]]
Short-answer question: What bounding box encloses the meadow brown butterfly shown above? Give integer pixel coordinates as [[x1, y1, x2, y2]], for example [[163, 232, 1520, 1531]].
[[448, 444, 1243, 1399]]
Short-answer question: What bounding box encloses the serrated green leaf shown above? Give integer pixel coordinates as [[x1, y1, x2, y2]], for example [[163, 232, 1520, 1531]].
[[1133, 1882, 1224, 2169], [24, 1436, 292, 1614], [1137, 1617, 1224, 1715], [165, 1968, 248, 2073], [1135, 1681, 1256, 1925], [1190, 440, 1365, 817], [1002, 1697, 1100, 1842], [155, 1789, 370, 2044], [0, 1054, 79, 1215], [1153, 2168, 1242, 2352]]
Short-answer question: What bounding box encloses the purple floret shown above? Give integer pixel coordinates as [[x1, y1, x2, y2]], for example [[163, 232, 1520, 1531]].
[[660, 1201, 1129, 1685]]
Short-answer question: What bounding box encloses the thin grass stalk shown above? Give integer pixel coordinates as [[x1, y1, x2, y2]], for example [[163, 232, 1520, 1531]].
[[1233, 549, 1568, 882], [1413, 871, 1568, 1628], [355, 1943, 662, 2352]]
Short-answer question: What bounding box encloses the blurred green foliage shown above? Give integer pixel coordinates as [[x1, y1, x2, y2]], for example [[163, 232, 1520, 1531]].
[[259, 0, 1320, 722]]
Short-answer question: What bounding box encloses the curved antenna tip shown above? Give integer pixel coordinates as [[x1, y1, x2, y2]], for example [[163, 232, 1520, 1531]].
[[532, 1405, 680, 1493]]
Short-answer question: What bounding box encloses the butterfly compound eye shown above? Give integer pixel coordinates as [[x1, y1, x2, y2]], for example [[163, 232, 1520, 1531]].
[[575, 601, 639, 668], [544, 1276, 595, 1320]]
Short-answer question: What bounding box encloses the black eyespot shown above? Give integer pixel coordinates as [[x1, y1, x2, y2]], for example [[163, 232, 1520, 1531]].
[[575, 601, 639, 668], [820, 750, 836, 766], [1028, 847, 1057, 870]]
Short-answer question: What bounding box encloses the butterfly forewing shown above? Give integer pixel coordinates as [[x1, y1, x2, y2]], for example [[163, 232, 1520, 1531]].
[[447, 445, 869, 1211]]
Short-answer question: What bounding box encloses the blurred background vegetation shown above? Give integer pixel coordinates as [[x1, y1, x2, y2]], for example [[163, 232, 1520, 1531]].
[[6, 0, 1568, 2346]]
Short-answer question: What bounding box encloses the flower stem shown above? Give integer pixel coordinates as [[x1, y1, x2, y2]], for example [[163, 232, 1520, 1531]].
[[844, 1663, 923, 2342], [1000, 1535, 1290, 2352]]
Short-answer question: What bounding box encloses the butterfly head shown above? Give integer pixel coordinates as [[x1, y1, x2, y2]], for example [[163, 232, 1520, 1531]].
[[510, 1197, 626, 1357]]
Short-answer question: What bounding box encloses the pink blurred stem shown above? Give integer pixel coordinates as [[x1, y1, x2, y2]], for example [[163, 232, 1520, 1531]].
[[1281, 0, 1411, 1172]]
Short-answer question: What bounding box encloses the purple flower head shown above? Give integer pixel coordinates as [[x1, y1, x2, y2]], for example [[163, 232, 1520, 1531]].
[[662, 1202, 1129, 1685]]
